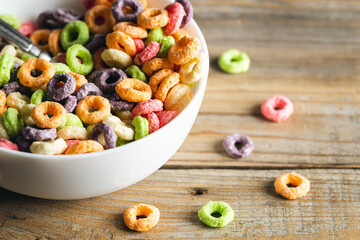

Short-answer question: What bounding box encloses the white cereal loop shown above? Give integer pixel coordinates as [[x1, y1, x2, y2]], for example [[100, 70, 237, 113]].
[[0, 45, 17, 57], [57, 126, 89, 140], [30, 138, 67, 155], [103, 115, 134, 141], [114, 110, 133, 125], [6, 92, 30, 112], [0, 118, 10, 139], [14, 57, 24, 65], [179, 53, 204, 84], [21, 104, 36, 126], [101, 48, 133, 69]]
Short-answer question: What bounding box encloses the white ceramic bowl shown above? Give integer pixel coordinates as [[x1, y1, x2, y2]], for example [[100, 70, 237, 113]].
[[0, 0, 209, 199]]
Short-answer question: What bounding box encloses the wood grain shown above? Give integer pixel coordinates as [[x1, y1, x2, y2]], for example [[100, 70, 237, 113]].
[[1, 169, 359, 240]]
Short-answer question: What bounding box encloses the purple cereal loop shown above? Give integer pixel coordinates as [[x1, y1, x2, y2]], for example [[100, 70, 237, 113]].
[[18, 83, 33, 98], [94, 68, 127, 93], [47, 73, 76, 101], [85, 34, 106, 53], [112, 0, 143, 22], [90, 122, 117, 149], [37, 10, 62, 29], [175, 0, 193, 27], [15, 136, 32, 152], [88, 69, 105, 83], [223, 133, 254, 158], [61, 95, 77, 113], [76, 83, 103, 101], [22, 126, 57, 141], [110, 100, 135, 111], [1, 81, 20, 96], [53, 8, 82, 26], [104, 92, 121, 101]]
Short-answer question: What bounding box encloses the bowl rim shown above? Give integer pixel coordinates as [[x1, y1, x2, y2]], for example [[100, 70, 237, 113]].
[[0, 19, 210, 161]]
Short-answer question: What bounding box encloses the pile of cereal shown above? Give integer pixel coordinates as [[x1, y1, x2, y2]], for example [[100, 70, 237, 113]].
[[0, 0, 204, 155]]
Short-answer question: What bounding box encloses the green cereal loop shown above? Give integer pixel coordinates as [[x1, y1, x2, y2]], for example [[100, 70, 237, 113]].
[[0, 53, 14, 87], [0, 14, 20, 29], [53, 62, 71, 74], [21, 104, 36, 126], [157, 36, 175, 58], [218, 49, 250, 74], [21, 53, 36, 61], [0, 117, 10, 139], [66, 44, 93, 75], [116, 138, 130, 146], [145, 28, 163, 45], [57, 113, 84, 130], [125, 65, 147, 82], [60, 20, 90, 50], [3, 107, 24, 139], [30, 89, 46, 105], [132, 116, 149, 140], [198, 201, 234, 228]]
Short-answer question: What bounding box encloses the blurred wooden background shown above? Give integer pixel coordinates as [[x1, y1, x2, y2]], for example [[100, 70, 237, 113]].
[[1, 0, 360, 239]]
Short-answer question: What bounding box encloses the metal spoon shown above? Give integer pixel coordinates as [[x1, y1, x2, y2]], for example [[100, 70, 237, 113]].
[[0, 18, 51, 61]]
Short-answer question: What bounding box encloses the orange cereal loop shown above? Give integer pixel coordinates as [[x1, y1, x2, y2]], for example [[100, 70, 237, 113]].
[[31, 101, 66, 128], [65, 140, 104, 155], [18, 58, 55, 87], [171, 28, 189, 42], [95, 0, 115, 7], [113, 22, 148, 39], [154, 73, 180, 102], [168, 36, 201, 65], [85, 5, 116, 34], [274, 172, 310, 200], [0, 90, 6, 108], [148, 68, 174, 96], [30, 29, 51, 52], [75, 96, 111, 124], [137, 8, 169, 29], [115, 78, 151, 102], [48, 29, 63, 56], [106, 31, 137, 57], [68, 72, 88, 93], [164, 83, 191, 111], [142, 58, 174, 77], [124, 203, 160, 232]]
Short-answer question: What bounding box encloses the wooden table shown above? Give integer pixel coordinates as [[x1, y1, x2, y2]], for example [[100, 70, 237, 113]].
[[1, 0, 360, 239]]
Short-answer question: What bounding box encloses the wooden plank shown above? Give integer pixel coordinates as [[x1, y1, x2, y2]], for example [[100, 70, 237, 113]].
[[0, 169, 359, 239]]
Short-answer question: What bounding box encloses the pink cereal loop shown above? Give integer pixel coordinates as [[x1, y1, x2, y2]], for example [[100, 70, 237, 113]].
[[132, 99, 163, 117], [18, 22, 39, 37], [146, 112, 160, 134], [261, 95, 293, 123], [134, 41, 161, 66], [134, 38, 145, 54], [156, 111, 178, 128], [0, 139, 19, 151], [164, 2, 186, 35]]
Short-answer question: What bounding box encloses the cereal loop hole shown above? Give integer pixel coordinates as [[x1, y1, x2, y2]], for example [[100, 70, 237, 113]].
[[211, 212, 222, 218]]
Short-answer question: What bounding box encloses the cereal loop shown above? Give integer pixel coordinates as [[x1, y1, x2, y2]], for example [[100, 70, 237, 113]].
[[113, 22, 147, 39], [137, 8, 169, 29], [124, 203, 160, 232], [171, 28, 189, 42], [31, 101, 66, 129], [18, 58, 55, 87], [149, 68, 174, 96], [0, 138, 19, 151], [198, 201, 234, 228], [85, 5, 116, 34], [179, 53, 203, 84], [155, 73, 180, 102], [48, 29, 63, 56], [106, 31, 136, 57], [164, 83, 191, 112], [76, 96, 111, 124], [30, 29, 51, 52], [101, 48, 133, 69], [115, 78, 151, 102], [168, 36, 201, 65], [6, 92, 30, 112], [57, 126, 89, 140], [274, 172, 310, 200], [142, 58, 174, 77], [261, 95, 294, 123], [30, 138, 67, 155], [65, 140, 104, 154]]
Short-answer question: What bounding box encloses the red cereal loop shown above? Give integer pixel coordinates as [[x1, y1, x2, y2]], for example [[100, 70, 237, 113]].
[[134, 38, 145, 54], [132, 99, 163, 117], [0, 139, 20, 151], [261, 95, 294, 123], [64, 140, 81, 153], [18, 22, 38, 37], [53, 52, 66, 64], [146, 112, 160, 134], [134, 41, 160, 66], [83, 0, 96, 10], [164, 2, 186, 35], [156, 111, 178, 128], [93, 47, 108, 70]]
